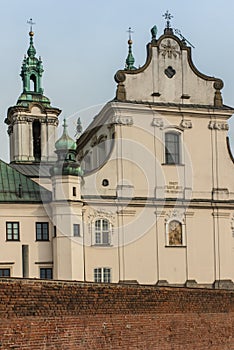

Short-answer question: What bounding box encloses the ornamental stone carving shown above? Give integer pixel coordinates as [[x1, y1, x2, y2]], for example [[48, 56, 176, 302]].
[[208, 121, 229, 131], [46, 118, 59, 126], [180, 119, 192, 129], [16, 116, 28, 123], [152, 118, 164, 129], [160, 39, 180, 59], [165, 209, 185, 223], [87, 208, 115, 224], [26, 117, 35, 123], [112, 116, 133, 125]]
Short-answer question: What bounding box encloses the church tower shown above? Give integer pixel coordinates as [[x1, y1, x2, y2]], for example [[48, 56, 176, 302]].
[[50, 119, 84, 280], [5, 22, 61, 167]]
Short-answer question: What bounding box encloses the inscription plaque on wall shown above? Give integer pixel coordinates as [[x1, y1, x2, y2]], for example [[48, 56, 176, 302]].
[[165, 181, 183, 194]]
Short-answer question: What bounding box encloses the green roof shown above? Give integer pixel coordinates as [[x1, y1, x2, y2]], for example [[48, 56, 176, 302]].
[[0, 160, 51, 202], [55, 119, 76, 151]]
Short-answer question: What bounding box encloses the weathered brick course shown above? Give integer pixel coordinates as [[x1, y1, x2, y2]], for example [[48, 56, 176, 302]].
[[0, 278, 233, 349]]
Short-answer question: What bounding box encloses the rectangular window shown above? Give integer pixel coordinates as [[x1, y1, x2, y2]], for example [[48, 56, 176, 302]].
[[73, 224, 80, 237], [94, 219, 110, 245], [53, 226, 57, 238], [6, 222, 19, 241], [165, 132, 180, 164], [36, 222, 49, 241], [0, 268, 10, 277], [40, 268, 53, 279], [94, 268, 102, 282], [72, 187, 77, 196], [94, 267, 111, 283]]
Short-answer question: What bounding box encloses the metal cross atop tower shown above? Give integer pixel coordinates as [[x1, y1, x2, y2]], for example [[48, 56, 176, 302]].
[[127, 27, 134, 41], [163, 11, 173, 29], [27, 18, 35, 32]]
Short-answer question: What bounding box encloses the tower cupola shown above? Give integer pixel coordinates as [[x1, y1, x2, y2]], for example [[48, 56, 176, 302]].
[[5, 20, 61, 165], [17, 27, 50, 106], [51, 119, 83, 177], [125, 27, 136, 71]]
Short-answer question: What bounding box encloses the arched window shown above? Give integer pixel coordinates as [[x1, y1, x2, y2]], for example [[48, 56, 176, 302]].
[[30, 74, 37, 92], [94, 219, 110, 245], [165, 132, 180, 164], [167, 220, 183, 246], [33, 120, 41, 161], [83, 153, 91, 172], [97, 139, 106, 166]]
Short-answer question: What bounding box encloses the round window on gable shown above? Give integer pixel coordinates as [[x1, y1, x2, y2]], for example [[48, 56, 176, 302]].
[[102, 179, 109, 187]]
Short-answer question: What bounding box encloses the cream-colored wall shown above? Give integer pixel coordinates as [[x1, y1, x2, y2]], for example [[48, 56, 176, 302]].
[[79, 203, 234, 285], [77, 98, 234, 285], [81, 103, 234, 201], [0, 204, 53, 278], [8, 105, 59, 163], [2, 31, 234, 286]]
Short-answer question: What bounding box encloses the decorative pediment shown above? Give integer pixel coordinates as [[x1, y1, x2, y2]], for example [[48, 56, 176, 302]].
[[165, 209, 185, 223], [86, 208, 115, 225], [115, 27, 224, 107]]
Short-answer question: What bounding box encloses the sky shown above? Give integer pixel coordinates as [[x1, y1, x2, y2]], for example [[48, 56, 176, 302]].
[[0, 0, 234, 161]]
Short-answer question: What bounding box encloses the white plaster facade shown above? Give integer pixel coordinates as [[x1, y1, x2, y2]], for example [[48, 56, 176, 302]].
[[1, 27, 234, 288]]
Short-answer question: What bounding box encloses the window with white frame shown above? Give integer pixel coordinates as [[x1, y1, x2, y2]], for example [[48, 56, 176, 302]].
[[6, 222, 20, 241], [166, 220, 184, 246], [165, 132, 181, 164], [94, 219, 110, 245], [94, 267, 111, 283]]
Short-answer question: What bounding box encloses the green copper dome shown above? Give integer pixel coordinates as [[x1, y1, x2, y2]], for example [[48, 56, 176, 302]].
[[27, 32, 36, 58], [125, 28, 136, 71], [17, 29, 53, 108], [55, 119, 76, 151], [51, 119, 83, 177]]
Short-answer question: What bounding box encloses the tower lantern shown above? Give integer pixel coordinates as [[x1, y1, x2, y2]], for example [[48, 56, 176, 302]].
[[5, 20, 61, 166]]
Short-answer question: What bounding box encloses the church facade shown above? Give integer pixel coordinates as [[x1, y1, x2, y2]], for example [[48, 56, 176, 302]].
[[1, 19, 234, 288]]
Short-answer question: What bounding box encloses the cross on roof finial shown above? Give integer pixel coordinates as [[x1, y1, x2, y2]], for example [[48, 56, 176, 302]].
[[163, 10, 173, 29], [27, 18, 35, 32], [127, 27, 134, 41]]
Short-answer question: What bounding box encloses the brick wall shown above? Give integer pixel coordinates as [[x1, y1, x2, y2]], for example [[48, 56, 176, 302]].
[[0, 278, 233, 349]]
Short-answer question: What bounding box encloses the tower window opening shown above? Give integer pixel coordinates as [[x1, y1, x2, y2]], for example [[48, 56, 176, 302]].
[[33, 120, 41, 161], [30, 74, 37, 92], [73, 187, 76, 197]]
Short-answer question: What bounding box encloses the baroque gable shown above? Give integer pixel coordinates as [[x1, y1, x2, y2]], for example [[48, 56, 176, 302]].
[[115, 30, 223, 107]]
